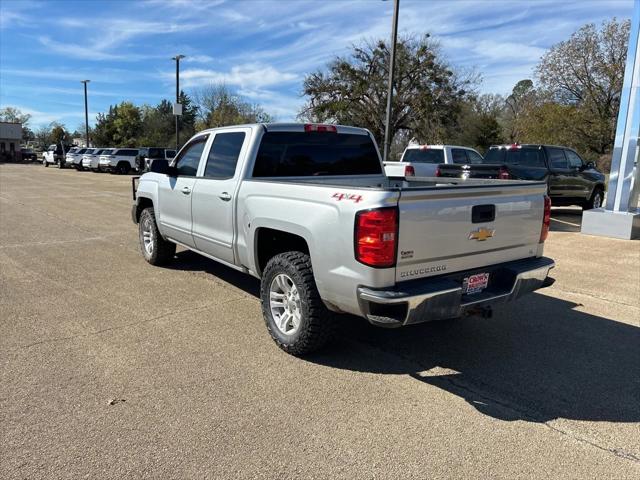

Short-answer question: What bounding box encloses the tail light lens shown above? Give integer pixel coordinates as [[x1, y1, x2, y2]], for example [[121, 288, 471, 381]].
[[498, 167, 511, 179], [435, 166, 441, 177], [355, 207, 398, 267], [540, 195, 551, 243], [404, 165, 415, 177]]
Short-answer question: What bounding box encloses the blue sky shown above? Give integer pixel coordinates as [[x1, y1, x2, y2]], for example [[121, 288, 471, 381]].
[[0, 0, 634, 130]]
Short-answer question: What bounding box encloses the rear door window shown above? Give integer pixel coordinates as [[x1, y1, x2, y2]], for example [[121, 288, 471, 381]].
[[253, 131, 381, 177], [203, 132, 246, 179], [451, 149, 469, 164], [401, 148, 444, 164], [547, 147, 568, 169]]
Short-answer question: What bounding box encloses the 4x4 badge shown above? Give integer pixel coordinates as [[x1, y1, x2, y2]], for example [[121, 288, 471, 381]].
[[469, 227, 495, 241]]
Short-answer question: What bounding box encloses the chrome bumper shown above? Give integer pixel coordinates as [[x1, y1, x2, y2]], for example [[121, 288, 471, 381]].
[[357, 257, 555, 327]]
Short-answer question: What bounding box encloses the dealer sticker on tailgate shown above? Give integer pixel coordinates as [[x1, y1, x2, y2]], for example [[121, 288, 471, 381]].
[[462, 273, 490, 294]]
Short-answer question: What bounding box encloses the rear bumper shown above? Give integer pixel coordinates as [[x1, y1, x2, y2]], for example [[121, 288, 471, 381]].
[[357, 256, 555, 327]]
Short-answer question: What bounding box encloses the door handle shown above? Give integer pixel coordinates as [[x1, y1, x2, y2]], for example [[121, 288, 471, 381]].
[[181, 186, 191, 195], [219, 192, 232, 201]]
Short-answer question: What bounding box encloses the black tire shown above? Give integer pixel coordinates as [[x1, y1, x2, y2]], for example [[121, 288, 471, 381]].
[[260, 251, 334, 355], [117, 162, 130, 175], [138, 207, 176, 266], [583, 186, 604, 210]]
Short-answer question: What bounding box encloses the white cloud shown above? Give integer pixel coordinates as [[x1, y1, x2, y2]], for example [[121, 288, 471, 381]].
[[184, 55, 215, 64], [176, 63, 298, 89]]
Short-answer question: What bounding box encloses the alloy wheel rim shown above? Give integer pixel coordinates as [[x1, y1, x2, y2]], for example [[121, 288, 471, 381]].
[[593, 192, 602, 209], [141, 217, 154, 256], [269, 273, 302, 335]]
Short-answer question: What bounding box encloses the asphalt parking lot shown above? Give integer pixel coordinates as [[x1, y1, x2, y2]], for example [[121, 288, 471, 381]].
[[1, 163, 639, 479]]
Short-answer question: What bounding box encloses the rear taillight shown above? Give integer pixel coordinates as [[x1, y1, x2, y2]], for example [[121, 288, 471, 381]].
[[435, 166, 441, 177], [404, 165, 415, 177], [355, 207, 398, 268], [304, 123, 337, 133], [498, 166, 511, 179], [540, 195, 551, 243]]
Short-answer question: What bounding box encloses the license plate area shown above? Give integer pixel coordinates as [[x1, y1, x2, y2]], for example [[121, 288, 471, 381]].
[[462, 273, 490, 294]]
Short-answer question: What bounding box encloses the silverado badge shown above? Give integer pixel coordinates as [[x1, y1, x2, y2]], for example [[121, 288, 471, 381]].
[[469, 227, 495, 241]]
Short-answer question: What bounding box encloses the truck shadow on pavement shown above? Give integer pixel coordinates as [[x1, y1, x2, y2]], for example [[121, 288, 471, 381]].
[[170, 250, 639, 425], [310, 293, 640, 424]]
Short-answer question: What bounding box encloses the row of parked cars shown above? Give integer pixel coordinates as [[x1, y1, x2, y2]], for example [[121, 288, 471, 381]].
[[384, 143, 606, 210], [42, 144, 176, 174]]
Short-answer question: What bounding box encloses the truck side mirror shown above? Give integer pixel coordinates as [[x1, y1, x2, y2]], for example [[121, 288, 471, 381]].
[[585, 161, 595, 169], [166, 165, 179, 177]]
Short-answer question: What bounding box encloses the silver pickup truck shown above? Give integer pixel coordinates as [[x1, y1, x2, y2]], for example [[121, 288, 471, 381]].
[[132, 123, 554, 355]]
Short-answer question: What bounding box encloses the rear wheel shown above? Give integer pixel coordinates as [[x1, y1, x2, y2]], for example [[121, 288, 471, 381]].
[[261, 251, 334, 355], [138, 207, 176, 266], [116, 162, 130, 175], [584, 187, 604, 210]]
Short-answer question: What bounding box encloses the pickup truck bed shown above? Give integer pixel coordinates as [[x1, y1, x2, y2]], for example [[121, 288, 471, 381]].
[[132, 123, 554, 355]]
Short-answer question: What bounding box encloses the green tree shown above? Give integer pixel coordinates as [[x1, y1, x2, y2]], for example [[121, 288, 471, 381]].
[[92, 102, 142, 147], [536, 18, 630, 155], [49, 122, 70, 144], [300, 35, 475, 147], [112, 102, 142, 147], [140, 100, 174, 147], [451, 94, 505, 153]]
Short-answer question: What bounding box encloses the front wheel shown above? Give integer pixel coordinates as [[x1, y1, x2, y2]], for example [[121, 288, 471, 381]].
[[138, 207, 176, 266], [260, 252, 334, 356], [584, 187, 604, 210]]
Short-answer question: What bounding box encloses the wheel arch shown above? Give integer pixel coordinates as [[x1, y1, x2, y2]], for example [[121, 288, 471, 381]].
[[254, 226, 312, 277], [134, 196, 154, 223]]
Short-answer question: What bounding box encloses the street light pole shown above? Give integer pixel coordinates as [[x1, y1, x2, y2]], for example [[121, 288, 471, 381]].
[[172, 54, 185, 151], [80, 80, 90, 147], [383, 0, 400, 163]]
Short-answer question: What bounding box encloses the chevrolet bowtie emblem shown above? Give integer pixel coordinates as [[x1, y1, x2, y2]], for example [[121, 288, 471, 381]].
[[469, 227, 495, 241]]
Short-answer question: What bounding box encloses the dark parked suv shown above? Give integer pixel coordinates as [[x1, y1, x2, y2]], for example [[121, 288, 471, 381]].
[[135, 147, 176, 172], [437, 144, 606, 210]]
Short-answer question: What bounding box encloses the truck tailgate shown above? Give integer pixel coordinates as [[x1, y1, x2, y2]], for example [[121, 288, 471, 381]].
[[395, 182, 546, 282]]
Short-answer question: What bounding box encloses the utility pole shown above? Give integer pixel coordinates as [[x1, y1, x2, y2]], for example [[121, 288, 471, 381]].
[[172, 55, 185, 151], [383, 0, 400, 162], [80, 80, 90, 147]]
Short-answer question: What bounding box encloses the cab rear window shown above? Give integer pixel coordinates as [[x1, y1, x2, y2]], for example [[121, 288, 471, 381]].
[[252, 132, 381, 177], [483, 148, 546, 167], [401, 148, 444, 164]]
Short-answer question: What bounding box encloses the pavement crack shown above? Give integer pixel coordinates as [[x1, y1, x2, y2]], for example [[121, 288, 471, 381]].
[[14, 298, 245, 351]]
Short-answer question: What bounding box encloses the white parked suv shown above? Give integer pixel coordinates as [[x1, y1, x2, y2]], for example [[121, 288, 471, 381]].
[[81, 148, 104, 171], [384, 144, 484, 178], [65, 147, 88, 170], [99, 148, 140, 174]]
